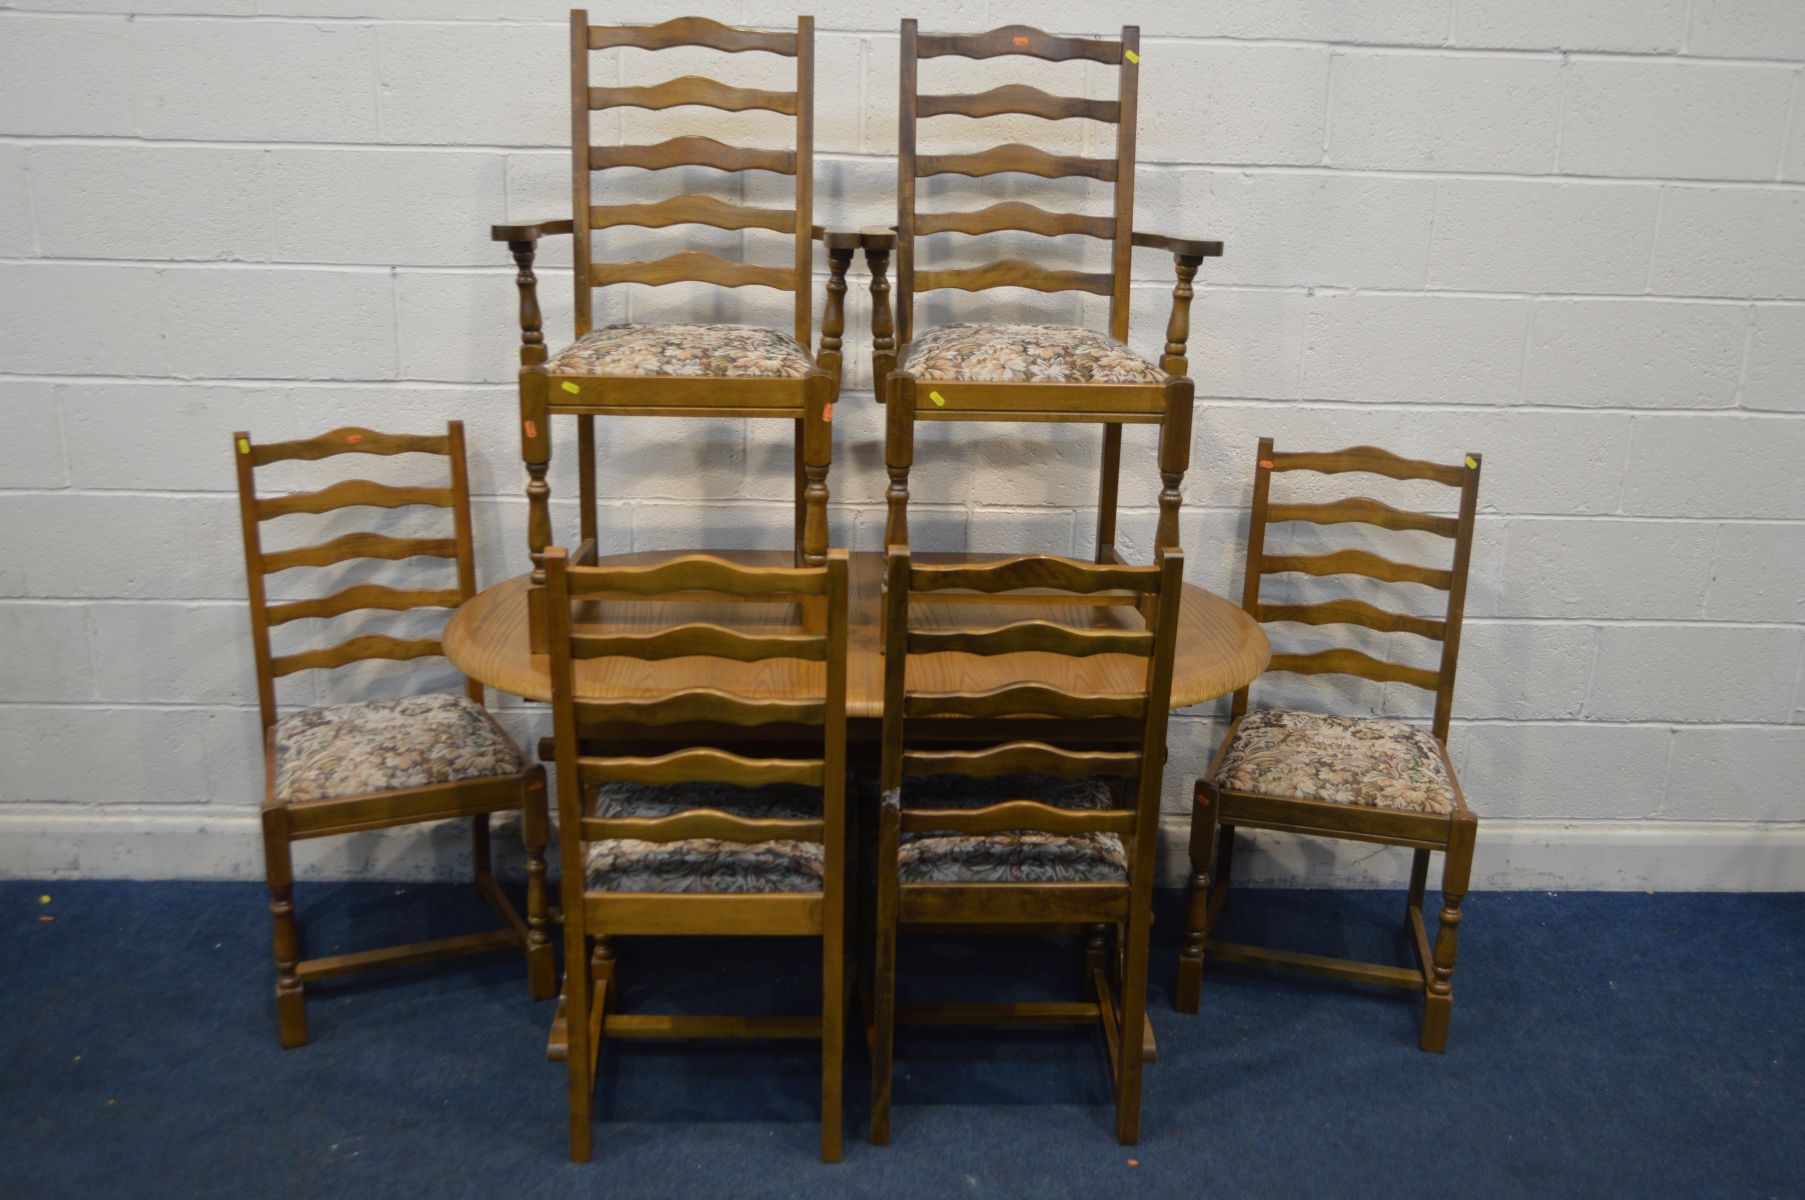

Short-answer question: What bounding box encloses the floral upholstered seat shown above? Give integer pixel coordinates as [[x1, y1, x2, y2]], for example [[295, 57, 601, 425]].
[[584, 781, 825, 894], [1214, 710, 1457, 816], [898, 774, 1129, 884], [273, 692, 524, 803], [546, 323, 813, 379], [902, 323, 1167, 385]]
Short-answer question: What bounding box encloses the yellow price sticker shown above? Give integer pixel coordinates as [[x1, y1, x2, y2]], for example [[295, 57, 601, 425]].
[[930, 391, 946, 407], [1465, 455, 1478, 469], [236, 437, 250, 455], [561, 381, 581, 394], [1124, 49, 1140, 63]]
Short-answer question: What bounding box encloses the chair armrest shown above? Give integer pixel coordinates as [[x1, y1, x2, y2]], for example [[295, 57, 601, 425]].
[[812, 224, 864, 251], [1131, 231, 1223, 260], [1131, 232, 1221, 377], [490, 218, 575, 243], [492, 222, 572, 368]]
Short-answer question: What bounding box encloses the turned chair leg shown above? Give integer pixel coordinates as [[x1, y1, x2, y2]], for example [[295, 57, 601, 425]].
[[262, 808, 306, 1049], [564, 930, 595, 1163], [523, 771, 555, 1000], [821, 900, 845, 1163], [1175, 785, 1220, 1014], [1113, 899, 1154, 1145], [1420, 815, 1477, 1053]]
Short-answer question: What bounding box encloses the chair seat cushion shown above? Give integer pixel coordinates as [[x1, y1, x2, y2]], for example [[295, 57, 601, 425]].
[[1214, 710, 1457, 815], [274, 693, 523, 803], [584, 782, 824, 894], [546, 323, 813, 379], [902, 322, 1167, 385], [897, 773, 1128, 884]]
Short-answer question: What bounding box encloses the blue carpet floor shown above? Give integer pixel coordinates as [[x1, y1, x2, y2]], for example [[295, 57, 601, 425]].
[[2, 880, 1800, 1198]]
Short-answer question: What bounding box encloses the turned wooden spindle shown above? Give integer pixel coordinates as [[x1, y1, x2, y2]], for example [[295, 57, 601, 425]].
[[865, 241, 896, 397], [509, 240, 547, 368], [819, 246, 853, 394], [1159, 254, 1201, 377]]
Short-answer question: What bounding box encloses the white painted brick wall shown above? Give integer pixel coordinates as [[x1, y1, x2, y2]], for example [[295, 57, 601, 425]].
[[1, 1, 1802, 887]]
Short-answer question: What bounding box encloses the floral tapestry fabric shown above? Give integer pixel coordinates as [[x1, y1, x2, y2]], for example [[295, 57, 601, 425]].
[[274, 693, 523, 803], [584, 781, 825, 894], [902, 323, 1167, 385], [546, 323, 813, 379], [896, 773, 1129, 884], [1214, 710, 1457, 815]]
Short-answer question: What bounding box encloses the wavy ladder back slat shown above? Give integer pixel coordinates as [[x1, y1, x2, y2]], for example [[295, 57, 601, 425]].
[[871, 545, 1186, 1147], [519, 13, 836, 657], [572, 13, 814, 344], [542, 544, 851, 1163], [233, 422, 481, 730], [880, 21, 1198, 582], [1234, 439, 1484, 743]]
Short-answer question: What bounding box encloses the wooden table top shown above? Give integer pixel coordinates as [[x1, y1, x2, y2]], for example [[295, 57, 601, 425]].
[[445, 551, 1270, 718]]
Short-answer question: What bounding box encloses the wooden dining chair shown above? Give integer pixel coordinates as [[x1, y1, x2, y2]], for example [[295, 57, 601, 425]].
[[869, 546, 1184, 1146], [1175, 440, 1483, 1053], [543, 547, 850, 1163], [233, 423, 554, 1048], [492, 12, 861, 652], [860, 22, 1222, 560]]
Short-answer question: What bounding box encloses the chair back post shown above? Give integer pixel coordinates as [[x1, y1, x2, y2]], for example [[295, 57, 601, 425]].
[[1108, 26, 1139, 343], [1433, 454, 1483, 742], [233, 432, 280, 732], [1230, 436, 1276, 721], [445, 420, 484, 706], [793, 15, 816, 347], [569, 9, 594, 337], [896, 19, 919, 345]]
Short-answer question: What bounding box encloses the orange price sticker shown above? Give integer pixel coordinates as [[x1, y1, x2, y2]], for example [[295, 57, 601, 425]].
[[822, 403, 834, 422], [345, 432, 363, 444], [1257, 458, 1274, 469], [1012, 35, 1029, 45], [523, 420, 538, 439]]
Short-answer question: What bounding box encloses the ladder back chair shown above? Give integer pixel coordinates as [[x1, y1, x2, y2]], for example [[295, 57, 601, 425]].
[[870, 547, 1185, 1146], [864, 22, 1222, 560], [492, 12, 860, 651], [1176, 440, 1483, 1053], [543, 547, 850, 1163], [233, 422, 553, 1049]]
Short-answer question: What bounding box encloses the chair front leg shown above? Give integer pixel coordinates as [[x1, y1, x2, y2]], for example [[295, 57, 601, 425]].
[[1175, 782, 1221, 1014], [262, 804, 306, 1048], [1155, 375, 1194, 555], [1421, 811, 1477, 1053], [870, 794, 900, 1146], [522, 768, 555, 1000], [802, 375, 832, 567], [883, 380, 916, 548], [1158, 251, 1202, 377]]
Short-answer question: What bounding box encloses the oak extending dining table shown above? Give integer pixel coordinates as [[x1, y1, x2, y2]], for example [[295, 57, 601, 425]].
[[444, 550, 1270, 720]]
